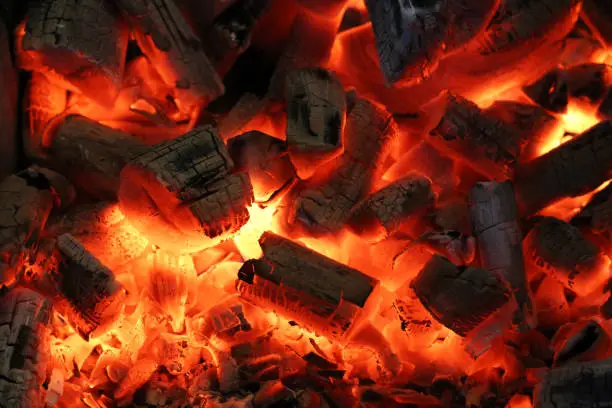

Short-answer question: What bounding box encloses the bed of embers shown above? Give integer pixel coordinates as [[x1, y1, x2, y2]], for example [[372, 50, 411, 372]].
[[0, 0, 611, 407]]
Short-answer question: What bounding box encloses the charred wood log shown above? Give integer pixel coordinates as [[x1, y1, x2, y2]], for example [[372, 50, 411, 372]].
[[119, 126, 254, 253], [348, 173, 435, 238], [0, 17, 16, 180], [227, 130, 295, 202], [523, 68, 569, 113], [285, 68, 346, 171], [115, 0, 224, 107], [48, 115, 148, 200], [514, 120, 612, 217], [411, 255, 510, 336], [429, 93, 526, 181], [0, 288, 52, 408], [581, 0, 612, 48], [365, 0, 500, 85], [237, 232, 379, 339], [20, 0, 128, 107], [468, 181, 533, 327], [523, 217, 608, 296], [533, 358, 612, 408]]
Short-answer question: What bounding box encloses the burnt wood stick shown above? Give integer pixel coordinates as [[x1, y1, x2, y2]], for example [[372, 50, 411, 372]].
[[411, 255, 510, 337], [571, 182, 612, 242], [514, 120, 612, 217], [119, 126, 254, 253], [0, 288, 52, 408], [348, 173, 435, 238], [533, 358, 612, 408], [429, 93, 526, 181], [115, 0, 224, 107], [365, 0, 500, 85], [227, 130, 296, 202], [0, 17, 16, 180], [468, 181, 534, 327], [524, 217, 608, 296], [50, 234, 127, 340], [48, 115, 149, 200], [522, 67, 569, 113], [20, 0, 128, 107], [237, 232, 379, 339], [581, 0, 612, 48]]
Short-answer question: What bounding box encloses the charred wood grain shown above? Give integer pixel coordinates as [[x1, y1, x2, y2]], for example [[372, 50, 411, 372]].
[[237, 232, 378, 339], [533, 358, 612, 408], [429, 93, 525, 180], [411, 255, 510, 336], [514, 120, 612, 217], [115, 0, 224, 107], [581, 0, 612, 48], [524, 217, 608, 296], [0, 288, 52, 408], [348, 173, 435, 238], [119, 126, 253, 253], [468, 181, 533, 327], [0, 17, 16, 180], [20, 0, 128, 107], [227, 130, 295, 202], [49, 115, 148, 200]]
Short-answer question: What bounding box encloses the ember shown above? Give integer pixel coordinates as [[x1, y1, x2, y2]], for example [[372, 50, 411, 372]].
[[0, 0, 611, 407]]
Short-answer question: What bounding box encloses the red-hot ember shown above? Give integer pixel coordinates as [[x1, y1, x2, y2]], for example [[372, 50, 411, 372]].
[[1, 0, 611, 407]]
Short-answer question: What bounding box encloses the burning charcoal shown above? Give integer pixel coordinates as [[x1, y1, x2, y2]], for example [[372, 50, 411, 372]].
[[565, 63, 612, 103], [571, 183, 612, 242], [514, 120, 612, 217], [523, 217, 609, 296], [294, 0, 348, 17], [237, 232, 379, 339], [599, 90, 612, 120], [19, 0, 128, 107], [285, 68, 346, 173], [417, 230, 476, 266], [365, 0, 500, 84], [115, 0, 224, 107], [218, 93, 269, 140], [485, 101, 560, 162], [429, 93, 526, 180], [49, 115, 148, 200], [202, 0, 271, 72], [204, 300, 251, 340], [552, 319, 610, 367], [348, 174, 435, 238], [468, 181, 533, 327], [44, 368, 64, 407], [253, 380, 296, 407], [430, 198, 470, 234], [227, 130, 296, 202], [533, 358, 612, 408], [411, 255, 510, 336], [533, 275, 570, 329], [119, 126, 254, 253], [523, 68, 569, 113], [581, 0, 612, 48], [50, 234, 127, 339], [0, 18, 16, 180], [0, 288, 51, 408]]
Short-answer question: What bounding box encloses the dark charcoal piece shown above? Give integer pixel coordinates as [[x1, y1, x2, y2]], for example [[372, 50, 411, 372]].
[[20, 0, 128, 107], [411, 255, 510, 336], [429, 93, 525, 180], [285, 68, 346, 156], [533, 358, 612, 408], [468, 181, 533, 327], [514, 120, 612, 217], [522, 68, 569, 113], [365, 0, 500, 84], [566, 63, 612, 103], [552, 320, 610, 367], [217, 93, 269, 140], [119, 126, 254, 253], [523, 217, 608, 296], [0, 288, 52, 408], [417, 230, 476, 266], [237, 232, 379, 339], [581, 0, 612, 48], [348, 173, 435, 238], [0, 18, 16, 180], [51, 234, 127, 340], [571, 182, 612, 241], [115, 0, 224, 107], [599, 89, 612, 120], [49, 115, 148, 200], [227, 130, 295, 201]]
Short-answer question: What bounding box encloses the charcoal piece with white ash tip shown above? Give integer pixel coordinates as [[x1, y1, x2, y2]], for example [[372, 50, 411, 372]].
[[119, 125, 254, 254], [237, 232, 379, 339], [410, 255, 511, 337], [348, 173, 435, 238], [468, 180, 533, 327], [19, 0, 129, 107], [523, 216, 608, 296], [429, 93, 526, 181], [0, 288, 52, 408], [514, 120, 612, 217]]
